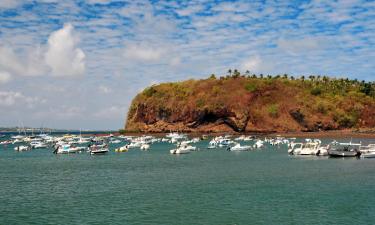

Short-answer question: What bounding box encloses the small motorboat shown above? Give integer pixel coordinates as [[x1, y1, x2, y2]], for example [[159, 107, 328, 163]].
[[227, 143, 252, 151], [89, 141, 109, 155], [54, 144, 85, 154], [327, 141, 361, 157], [14, 145, 30, 151], [115, 145, 129, 152], [361, 152, 375, 158], [140, 144, 150, 151], [170, 144, 196, 154], [90, 147, 109, 155], [0, 140, 12, 145]]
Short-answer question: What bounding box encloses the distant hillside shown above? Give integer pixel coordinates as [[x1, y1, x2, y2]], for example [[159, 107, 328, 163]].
[[125, 73, 375, 133]]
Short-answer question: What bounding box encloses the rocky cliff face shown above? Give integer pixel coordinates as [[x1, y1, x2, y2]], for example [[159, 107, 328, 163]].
[[125, 76, 375, 133]]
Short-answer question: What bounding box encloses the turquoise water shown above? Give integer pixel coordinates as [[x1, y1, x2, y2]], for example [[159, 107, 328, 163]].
[[1, 137, 375, 224]]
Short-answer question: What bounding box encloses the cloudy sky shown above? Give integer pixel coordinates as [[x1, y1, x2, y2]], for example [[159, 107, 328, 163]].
[[0, 0, 374, 130]]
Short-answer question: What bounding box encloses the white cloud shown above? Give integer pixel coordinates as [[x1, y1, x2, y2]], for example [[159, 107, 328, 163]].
[[94, 106, 127, 119], [0, 71, 11, 84], [0, 0, 22, 8], [240, 56, 262, 72], [98, 85, 112, 94], [277, 37, 327, 55], [0, 91, 45, 108], [123, 43, 164, 62], [45, 23, 86, 77]]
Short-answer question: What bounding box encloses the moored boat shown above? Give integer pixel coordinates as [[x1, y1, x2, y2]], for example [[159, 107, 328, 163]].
[[327, 141, 361, 157], [227, 143, 252, 151]]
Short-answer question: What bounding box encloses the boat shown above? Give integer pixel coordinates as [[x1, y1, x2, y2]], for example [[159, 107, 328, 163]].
[[317, 146, 329, 156], [227, 143, 252, 151], [361, 152, 375, 158], [89, 141, 109, 155], [90, 146, 109, 155], [253, 140, 264, 148], [115, 145, 129, 152], [359, 144, 375, 158], [110, 139, 121, 144], [170, 144, 196, 154], [140, 143, 150, 150], [288, 139, 323, 155], [14, 145, 30, 151], [54, 144, 85, 154], [327, 141, 361, 157], [30, 141, 47, 149], [0, 140, 12, 145], [298, 140, 321, 155]]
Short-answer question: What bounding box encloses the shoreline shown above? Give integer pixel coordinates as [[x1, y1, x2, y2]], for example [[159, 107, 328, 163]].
[[120, 130, 375, 138]]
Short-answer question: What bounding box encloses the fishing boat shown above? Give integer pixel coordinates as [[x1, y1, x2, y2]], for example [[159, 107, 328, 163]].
[[327, 141, 361, 157], [227, 143, 252, 151]]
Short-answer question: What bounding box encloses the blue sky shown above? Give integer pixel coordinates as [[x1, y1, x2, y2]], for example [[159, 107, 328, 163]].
[[0, 0, 374, 130]]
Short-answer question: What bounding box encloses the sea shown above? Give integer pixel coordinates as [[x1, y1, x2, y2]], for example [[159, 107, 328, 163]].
[[0, 134, 374, 225]]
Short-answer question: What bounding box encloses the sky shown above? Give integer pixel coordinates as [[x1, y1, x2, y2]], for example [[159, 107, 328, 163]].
[[0, 0, 374, 130]]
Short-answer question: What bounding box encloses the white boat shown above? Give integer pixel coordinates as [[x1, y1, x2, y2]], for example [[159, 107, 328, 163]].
[[253, 140, 264, 148], [90, 147, 109, 155], [110, 139, 121, 144], [0, 140, 12, 145], [317, 146, 329, 156], [14, 145, 30, 151], [89, 142, 109, 155], [54, 144, 85, 154], [289, 140, 322, 155], [30, 141, 47, 149], [170, 144, 196, 154], [361, 152, 375, 158], [228, 143, 252, 151], [298, 141, 321, 155], [115, 145, 129, 152], [140, 144, 150, 150]]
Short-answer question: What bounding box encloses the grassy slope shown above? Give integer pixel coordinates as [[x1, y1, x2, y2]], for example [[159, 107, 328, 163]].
[[125, 75, 375, 133]]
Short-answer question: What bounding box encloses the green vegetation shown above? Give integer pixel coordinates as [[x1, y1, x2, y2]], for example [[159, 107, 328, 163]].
[[126, 69, 375, 132], [244, 83, 257, 92], [268, 104, 279, 118]]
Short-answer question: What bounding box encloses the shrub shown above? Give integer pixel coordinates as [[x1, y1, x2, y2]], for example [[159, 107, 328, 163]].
[[245, 83, 257, 92], [310, 87, 322, 96], [196, 99, 205, 108], [316, 102, 327, 114], [143, 86, 157, 97], [268, 104, 279, 118], [209, 74, 216, 79]]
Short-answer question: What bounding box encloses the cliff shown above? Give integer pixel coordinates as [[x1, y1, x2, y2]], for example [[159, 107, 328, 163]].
[[125, 75, 375, 133]]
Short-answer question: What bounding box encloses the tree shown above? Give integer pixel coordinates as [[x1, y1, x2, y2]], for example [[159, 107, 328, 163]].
[[209, 74, 216, 79], [245, 70, 250, 75], [228, 69, 232, 76], [233, 69, 240, 78]]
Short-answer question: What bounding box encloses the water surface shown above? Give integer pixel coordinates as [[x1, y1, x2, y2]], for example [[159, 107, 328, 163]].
[[0, 137, 374, 224]]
